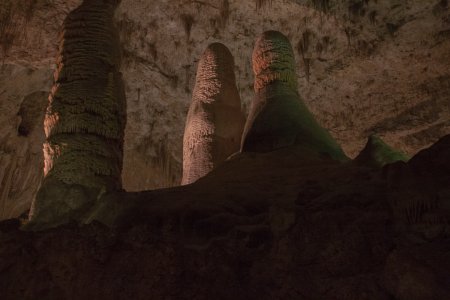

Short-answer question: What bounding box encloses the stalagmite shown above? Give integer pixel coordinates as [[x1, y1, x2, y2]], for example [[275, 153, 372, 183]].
[[355, 135, 409, 167], [27, 0, 126, 229], [241, 30, 347, 161], [182, 43, 245, 185]]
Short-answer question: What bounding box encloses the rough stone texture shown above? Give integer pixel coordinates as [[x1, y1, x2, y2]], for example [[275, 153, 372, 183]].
[[1, 135, 449, 299], [0, 0, 449, 218], [182, 43, 245, 185], [354, 134, 409, 168], [27, 0, 126, 229]]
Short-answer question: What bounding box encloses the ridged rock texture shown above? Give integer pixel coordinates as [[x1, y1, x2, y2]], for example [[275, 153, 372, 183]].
[[27, 0, 126, 229], [182, 43, 245, 185], [354, 135, 409, 168], [241, 30, 347, 161]]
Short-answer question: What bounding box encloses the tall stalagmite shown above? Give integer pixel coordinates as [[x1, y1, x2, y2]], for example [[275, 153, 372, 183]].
[[241, 31, 347, 161], [182, 43, 245, 185], [27, 0, 126, 229]]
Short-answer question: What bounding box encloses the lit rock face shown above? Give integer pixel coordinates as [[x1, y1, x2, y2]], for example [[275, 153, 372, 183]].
[[241, 31, 347, 161], [27, 0, 126, 229], [182, 43, 245, 185]]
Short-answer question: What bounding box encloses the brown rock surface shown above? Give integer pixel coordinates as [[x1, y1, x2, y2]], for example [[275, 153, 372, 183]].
[[0, 0, 83, 219]]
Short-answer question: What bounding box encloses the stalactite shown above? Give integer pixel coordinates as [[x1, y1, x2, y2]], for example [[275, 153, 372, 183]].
[[241, 30, 347, 162], [27, 0, 126, 230], [182, 43, 245, 185]]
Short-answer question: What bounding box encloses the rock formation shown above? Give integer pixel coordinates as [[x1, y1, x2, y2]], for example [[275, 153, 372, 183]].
[[241, 30, 347, 161], [2, 133, 449, 299], [354, 134, 409, 168], [1, 0, 449, 218], [27, 0, 126, 229], [182, 43, 245, 185]]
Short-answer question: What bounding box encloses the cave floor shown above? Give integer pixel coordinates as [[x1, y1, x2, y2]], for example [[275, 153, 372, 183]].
[[1, 138, 450, 300]]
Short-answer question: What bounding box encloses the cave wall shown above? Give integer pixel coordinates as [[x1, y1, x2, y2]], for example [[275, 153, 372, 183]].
[[0, 0, 83, 219], [0, 0, 449, 219]]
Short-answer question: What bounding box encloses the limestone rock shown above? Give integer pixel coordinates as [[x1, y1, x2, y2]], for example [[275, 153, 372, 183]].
[[241, 30, 347, 162], [182, 43, 245, 185], [27, 0, 126, 230]]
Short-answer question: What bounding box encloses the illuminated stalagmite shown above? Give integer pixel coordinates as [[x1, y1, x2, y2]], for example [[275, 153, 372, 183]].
[[241, 31, 347, 161], [182, 43, 245, 185], [27, 0, 126, 228]]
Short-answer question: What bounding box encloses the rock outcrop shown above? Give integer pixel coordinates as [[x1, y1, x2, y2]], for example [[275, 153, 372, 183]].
[[182, 43, 245, 185], [355, 134, 409, 167], [241, 30, 347, 161], [27, 0, 126, 230]]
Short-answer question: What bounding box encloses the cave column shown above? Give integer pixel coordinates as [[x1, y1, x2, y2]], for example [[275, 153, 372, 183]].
[[27, 0, 126, 229]]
